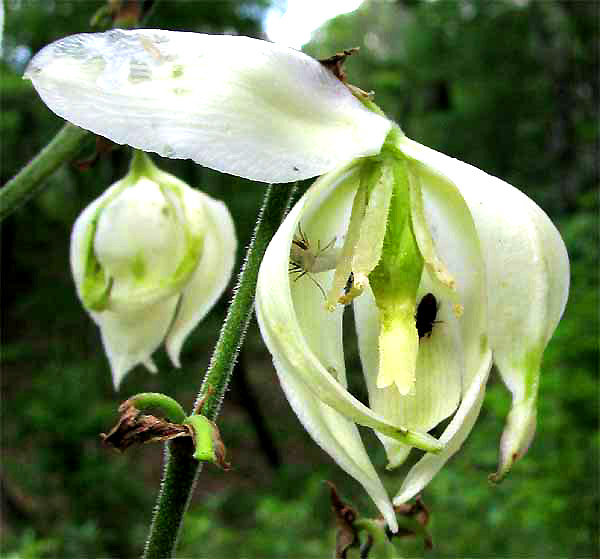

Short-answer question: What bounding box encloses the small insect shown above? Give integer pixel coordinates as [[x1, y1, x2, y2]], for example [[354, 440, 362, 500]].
[[415, 293, 440, 339], [289, 224, 338, 298]]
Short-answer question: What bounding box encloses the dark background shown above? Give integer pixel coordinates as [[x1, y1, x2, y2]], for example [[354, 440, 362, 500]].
[[1, 1, 598, 557]]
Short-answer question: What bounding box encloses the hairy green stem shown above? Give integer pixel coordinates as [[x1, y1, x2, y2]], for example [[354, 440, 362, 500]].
[[0, 124, 92, 221], [193, 183, 296, 420], [143, 183, 296, 559]]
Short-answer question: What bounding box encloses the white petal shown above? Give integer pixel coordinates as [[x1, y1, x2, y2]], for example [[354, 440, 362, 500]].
[[412, 154, 488, 390], [399, 138, 569, 479], [93, 295, 179, 389], [25, 30, 392, 183], [94, 177, 188, 311], [256, 164, 398, 530], [166, 189, 236, 366], [275, 356, 398, 533], [393, 348, 492, 504], [70, 177, 125, 305], [355, 281, 462, 468], [256, 161, 442, 451]]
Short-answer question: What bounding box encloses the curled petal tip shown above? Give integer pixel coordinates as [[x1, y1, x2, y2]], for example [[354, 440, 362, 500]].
[[143, 358, 158, 374], [166, 347, 182, 369], [492, 397, 537, 482]]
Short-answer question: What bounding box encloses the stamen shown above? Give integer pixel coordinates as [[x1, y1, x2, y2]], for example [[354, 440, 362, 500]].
[[406, 160, 456, 293], [351, 163, 394, 288], [325, 179, 368, 310]]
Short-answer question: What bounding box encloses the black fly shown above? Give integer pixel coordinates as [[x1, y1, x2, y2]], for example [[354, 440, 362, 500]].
[[416, 293, 439, 339]]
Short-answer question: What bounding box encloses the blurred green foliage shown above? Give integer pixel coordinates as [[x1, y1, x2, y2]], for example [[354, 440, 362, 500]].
[[1, 1, 597, 558]]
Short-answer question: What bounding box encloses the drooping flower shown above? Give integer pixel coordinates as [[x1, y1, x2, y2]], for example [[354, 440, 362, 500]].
[[255, 129, 569, 529], [70, 150, 236, 388], [25, 30, 569, 530]]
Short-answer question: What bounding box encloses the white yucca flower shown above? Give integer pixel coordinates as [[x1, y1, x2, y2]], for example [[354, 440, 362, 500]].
[[256, 134, 569, 530], [25, 29, 569, 531], [70, 150, 236, 388]]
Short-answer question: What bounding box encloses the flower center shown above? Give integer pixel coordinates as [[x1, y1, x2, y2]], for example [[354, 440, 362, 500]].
[[325, 151, 425, 394]]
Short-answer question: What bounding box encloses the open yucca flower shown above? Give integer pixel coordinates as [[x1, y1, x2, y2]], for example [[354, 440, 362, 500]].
[[256, 130, 569, 530]]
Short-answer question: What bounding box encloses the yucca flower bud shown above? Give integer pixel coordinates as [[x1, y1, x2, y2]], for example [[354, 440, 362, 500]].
[[70, 150, 236, 388]]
